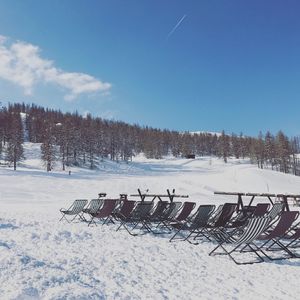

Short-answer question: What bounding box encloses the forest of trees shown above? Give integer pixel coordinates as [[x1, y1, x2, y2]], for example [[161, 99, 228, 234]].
[[0, 102, 300, 175]]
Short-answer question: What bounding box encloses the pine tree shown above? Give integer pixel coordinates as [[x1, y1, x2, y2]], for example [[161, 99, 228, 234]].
[[265, 131, 276, 169], [5, 112, 24, 170], [255, 131, 265, 169], [276, 131, 291, 173], [218, 130, 230, 163], [290, 137, 299, 175], [231, 133, 241, 159], [41, 124, 56, 172]]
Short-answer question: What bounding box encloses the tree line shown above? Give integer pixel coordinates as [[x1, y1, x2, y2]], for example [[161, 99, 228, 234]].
[[0, 102, 299, 175]]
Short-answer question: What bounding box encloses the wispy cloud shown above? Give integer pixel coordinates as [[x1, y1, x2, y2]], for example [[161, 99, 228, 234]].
[[0, 35, 112, 100], [167, 15, 187, 40]]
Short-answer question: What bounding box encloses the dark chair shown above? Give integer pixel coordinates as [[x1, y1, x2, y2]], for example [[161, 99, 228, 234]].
[[142, 201, 170, 234], [194, 203, 237, 241], [88, 199, 118, 226], [207, 204, 224, 225], [59, 199, 88, 223], [277, 228, 300, 256], [155, 202, 182, 230], [207, 203, 237, 230], [255, 211, 299, 260], [226, 210, 251, 229], [242, 205, 256, 215], [169, 204, 215, 242], [113, 200, 137, 221], [149, 201, 170, 219], [252, 203, 270, 217], [116, 201, 154, 236], [163, 201, 196, 229], [112, 199, 124, 214], [227, 203, 269, 229]]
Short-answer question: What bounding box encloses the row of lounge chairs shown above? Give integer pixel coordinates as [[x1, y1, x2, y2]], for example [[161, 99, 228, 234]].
[[59, 197, 300, 265]]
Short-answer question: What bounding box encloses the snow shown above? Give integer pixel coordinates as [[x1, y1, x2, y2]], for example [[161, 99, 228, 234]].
[[189, 130, 221, 136], [1, 142, 300, 299]]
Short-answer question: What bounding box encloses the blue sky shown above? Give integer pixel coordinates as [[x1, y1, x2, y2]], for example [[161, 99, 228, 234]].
[[0, 1, 300, 136]]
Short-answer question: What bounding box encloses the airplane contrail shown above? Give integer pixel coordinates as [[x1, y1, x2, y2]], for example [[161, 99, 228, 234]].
[[167, 14, 187, 40]]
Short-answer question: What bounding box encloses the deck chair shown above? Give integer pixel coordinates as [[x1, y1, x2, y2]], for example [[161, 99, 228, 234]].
[[155, 202, 182, 230], [142, 201, 170, 234], [113, 200, 137, 221], [213, 203, 237, 227], [209, 216, 271, 265], [242, 205, 256, 215], [227, 203, 269, 229], [116, 201, 154, 236], [276, 227, 300, 257], [207, 204, 224, 225], [162, 201, 196, 230], [169, 205, 215, 242], [81, 199, 103, 221], [185, 204, 223, 242], [194, 203, 237, 241], [252, 203, 270, 217], [255, 211, 299, 260], [112, 199, 124, 214], [88, 199, 118, 226], [226, 209, 252, 229], [59, 199, 88, 223]]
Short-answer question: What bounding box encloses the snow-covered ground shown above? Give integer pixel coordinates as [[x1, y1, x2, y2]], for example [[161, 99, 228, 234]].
[[1, 142, 300, 299]]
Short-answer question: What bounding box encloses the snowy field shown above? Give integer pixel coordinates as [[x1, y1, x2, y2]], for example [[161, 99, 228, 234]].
[[1, 142, 300, 299]]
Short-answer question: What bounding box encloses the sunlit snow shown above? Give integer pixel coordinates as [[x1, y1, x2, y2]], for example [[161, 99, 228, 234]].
[[0, 142, 300, 299]]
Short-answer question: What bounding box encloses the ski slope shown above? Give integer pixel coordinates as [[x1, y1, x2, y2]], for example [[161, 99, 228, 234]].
[[0, 142, 300, 299]]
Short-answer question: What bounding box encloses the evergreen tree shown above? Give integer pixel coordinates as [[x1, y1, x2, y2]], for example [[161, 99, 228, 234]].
[[231, 133, 241, 159], [254, 131, 265, 169], [265, 131, 276, 169], [41, 124, 56, 172], [5, 112, 24, 170], [275, 131, 291, 173], [218, 130, 230, 163], [2, 102, 300, 177]]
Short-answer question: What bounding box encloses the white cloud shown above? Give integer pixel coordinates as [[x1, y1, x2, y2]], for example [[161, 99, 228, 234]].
[[0, 36, 112, 100], [0, 35, 7, 43]]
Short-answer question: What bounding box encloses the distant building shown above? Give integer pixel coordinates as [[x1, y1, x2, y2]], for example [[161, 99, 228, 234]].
[[185, 154, 195, 159]]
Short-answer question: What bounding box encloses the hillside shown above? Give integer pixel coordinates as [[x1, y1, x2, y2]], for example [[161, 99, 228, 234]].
[[2, 103, 300, 177], [0, 143, 300, 299]]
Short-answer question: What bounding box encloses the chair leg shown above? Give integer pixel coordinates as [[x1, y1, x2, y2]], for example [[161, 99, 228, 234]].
[[122, 223, 138, 236], [253, 238, 296, 260], [70, 214, 79, 223], [266, 239, 296, 260], [78, 213, 86, 222], [59, 213, 70, 223], [184, 230, 202, 245], [169, 226, 186, 242], [210, 242, 265, 265], [59, 214, 65, 222], [88, 217, 97, 227], [209, 241, 227, 256], [193, 228, 212, 242], [116, 221, 138, 236], [102, 216, 115, 225], [228, 243, 265, 265]]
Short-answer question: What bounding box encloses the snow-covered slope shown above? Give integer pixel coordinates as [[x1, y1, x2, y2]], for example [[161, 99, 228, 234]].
[[0, 143, 300, 299]]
